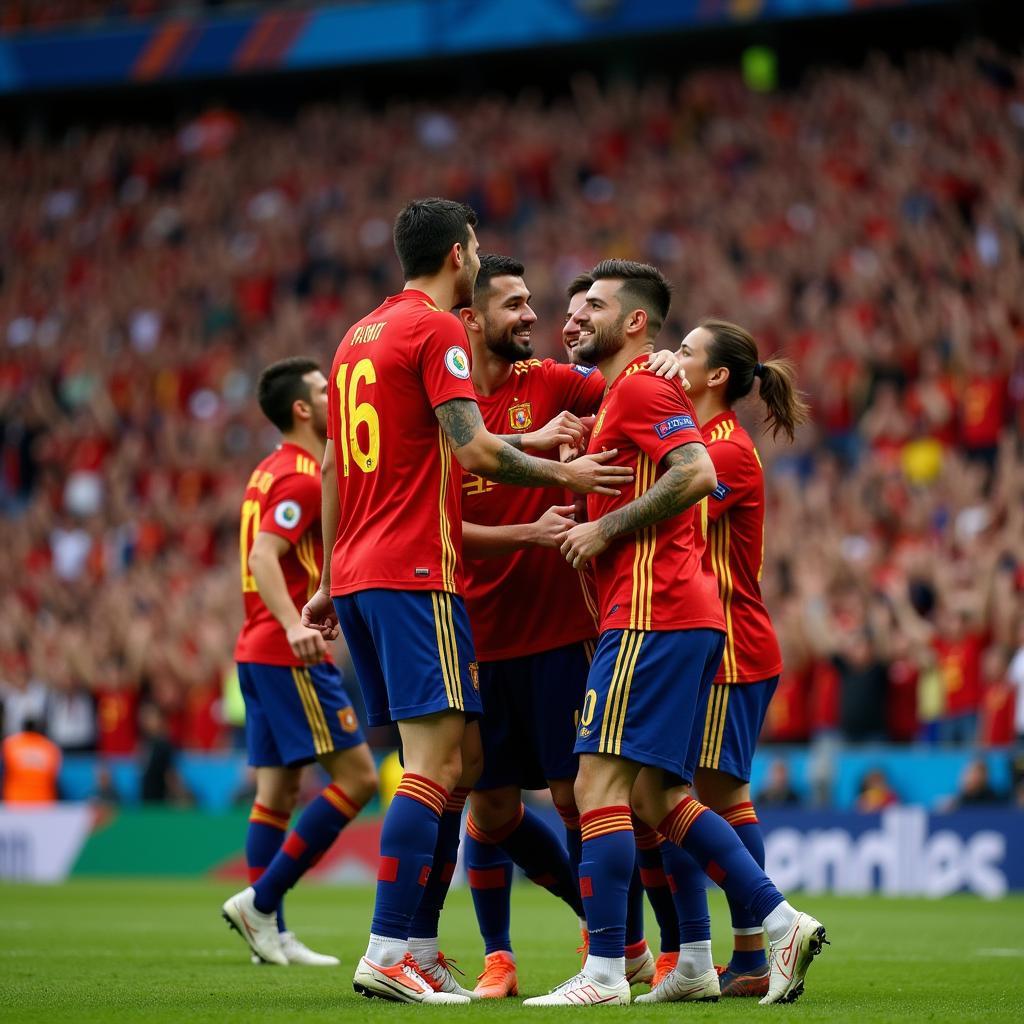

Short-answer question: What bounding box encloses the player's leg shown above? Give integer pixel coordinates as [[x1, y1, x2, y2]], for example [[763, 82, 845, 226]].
[[525, 630, 647, 1006], [694, 771, 767, 992], [464, 657, 520, 993], [692, 674, 779, 995], [632, 816, 679, 985], [248, 767, 299, 941], [222, 664, 297, 965], [338, 589, 480, 1004], [409, 719, 481, 997], [522, 751, 639, 1006], [465, 785, 519, 975], [631, 639, 825, 1006], [251, 743, 377, 952], [230, 662, 376, 964]]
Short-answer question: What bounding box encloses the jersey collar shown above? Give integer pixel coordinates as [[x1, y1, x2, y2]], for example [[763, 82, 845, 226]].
[[395, 288, 445, 312], [701, 409, 736, 438], [607, 355, 650, 392]]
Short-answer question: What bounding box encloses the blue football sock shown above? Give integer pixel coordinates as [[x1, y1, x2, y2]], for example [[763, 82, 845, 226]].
[[555, 801, 583, 899], [465, 821, 515, 954], [490, 804, 584, 917], [252, 785, 361, 914], [634, 819, 680, 952], [659, 796, 783, 926], [578, 806, 635, 958], [659, 841, 712, 943], [246, 802, 290, 931], [721, 801, 768, 969], [625, 862, 646, 948], [409, 787, 470, 941], [370, 773, 447, 940]]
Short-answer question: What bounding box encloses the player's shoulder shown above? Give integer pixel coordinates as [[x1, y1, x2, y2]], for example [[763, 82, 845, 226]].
[[705, 417, 754, 453], [615, 364, 689, 403]]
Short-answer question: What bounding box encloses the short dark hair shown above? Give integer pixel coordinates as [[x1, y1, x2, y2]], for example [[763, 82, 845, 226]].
[[473, 254, 526, 306], [257, 357, 321, 432], [590, 259, 672, 335], [566, 272, 595, 301], [393, 197, 478, 280]]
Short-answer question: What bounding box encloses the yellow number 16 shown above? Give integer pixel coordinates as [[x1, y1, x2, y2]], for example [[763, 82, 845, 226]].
[[336, 359, 380, 476]]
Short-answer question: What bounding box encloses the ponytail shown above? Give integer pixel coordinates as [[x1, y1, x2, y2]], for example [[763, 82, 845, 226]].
[[699, 318, 810, 443], [756, 357, 810, 442]]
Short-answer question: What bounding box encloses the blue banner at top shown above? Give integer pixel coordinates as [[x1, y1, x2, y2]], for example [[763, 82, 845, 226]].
[[0, 0, 949, 95]]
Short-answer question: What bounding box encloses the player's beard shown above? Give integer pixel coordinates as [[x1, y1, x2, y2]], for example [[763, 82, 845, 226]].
[[486, 325, 533, 364], [575, 314, 626, 367]]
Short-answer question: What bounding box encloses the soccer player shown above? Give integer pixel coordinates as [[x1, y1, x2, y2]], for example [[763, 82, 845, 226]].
[[565, 275, 683, 989], [664, 318, 810, 997], [526, 260, 827, 1007], [300, 199, 633, 1005], [459, 260, 683, 996], [222, 357, 378, 967]]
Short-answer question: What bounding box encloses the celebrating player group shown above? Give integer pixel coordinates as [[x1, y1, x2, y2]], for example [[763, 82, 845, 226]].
[[222, 197, 827, 1006]]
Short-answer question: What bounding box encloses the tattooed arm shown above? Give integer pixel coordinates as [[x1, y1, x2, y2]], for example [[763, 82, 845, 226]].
[[434, 398, 632, 495], [597, 442, 714, 540], [560, 443, 716, 569]]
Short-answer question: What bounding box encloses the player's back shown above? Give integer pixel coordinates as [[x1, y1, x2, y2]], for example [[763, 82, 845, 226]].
[[586, 359, 724, 634], [700, 411, 781, 683], [327, 289, 476, 598], [235, 443, 325, 666]]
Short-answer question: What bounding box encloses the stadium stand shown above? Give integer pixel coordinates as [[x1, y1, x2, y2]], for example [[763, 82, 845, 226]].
[[1, 39, 1022, 775]]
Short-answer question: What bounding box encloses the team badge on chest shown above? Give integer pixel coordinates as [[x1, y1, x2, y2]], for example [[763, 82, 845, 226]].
[[508, 402, 533, 431]]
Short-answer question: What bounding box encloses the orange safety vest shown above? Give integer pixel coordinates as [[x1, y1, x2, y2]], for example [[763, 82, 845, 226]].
[[1, 732, 61, 803]]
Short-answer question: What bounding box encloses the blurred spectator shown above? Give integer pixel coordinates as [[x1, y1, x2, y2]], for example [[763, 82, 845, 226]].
[[138, 703, 191, 805], [855, 768, 900, 812], [943, 758, 1004, 809], [756, 758, 802, 807], [1, 716, 61, 803], [1008, 622, 1024, 744], [978, 647, 1016, 746]]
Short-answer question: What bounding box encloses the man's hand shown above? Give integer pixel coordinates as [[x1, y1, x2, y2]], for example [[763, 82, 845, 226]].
[[561, 449, 634, 496], [531, 505, 577, 548], [559, 414, 597, 463], [647, 349, 690, 389], [560, 520, 610, 569], [524, 411, 585, 452], [286, 622, 329, 665], [301, 589, 340, 641]]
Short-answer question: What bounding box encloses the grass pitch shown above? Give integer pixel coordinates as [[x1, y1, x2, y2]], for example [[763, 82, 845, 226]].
[[1, 880, 1021, 1022]]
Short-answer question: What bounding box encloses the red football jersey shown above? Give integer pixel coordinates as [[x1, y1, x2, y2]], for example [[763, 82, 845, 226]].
[[586, 357, 725, 634], [327, 290, 476, 596], [700, 411, 783, 684], [235, 443, 327, 666], [463, 358, 605, 660]]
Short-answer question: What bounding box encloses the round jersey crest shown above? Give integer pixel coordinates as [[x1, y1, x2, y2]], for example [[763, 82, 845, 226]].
[[444, 345, 471, 379]]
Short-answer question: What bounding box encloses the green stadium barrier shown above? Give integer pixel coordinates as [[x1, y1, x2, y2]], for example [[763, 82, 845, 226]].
[[72, 807, 251, 877]]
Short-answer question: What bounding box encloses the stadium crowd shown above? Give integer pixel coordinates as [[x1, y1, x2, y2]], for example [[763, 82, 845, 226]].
[[1, 43, 1023, 760]]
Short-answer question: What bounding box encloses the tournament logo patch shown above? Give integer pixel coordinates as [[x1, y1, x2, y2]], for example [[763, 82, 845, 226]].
[[571, 364, 596, 377], [711, 482, 732, 501], [338, 708, 359, 733], [508, 402, 533, 431], [653, 415, 696, 439], [444, 345, 471, 379], [469, 662, 480, 691], [273, 500, 301, 529]]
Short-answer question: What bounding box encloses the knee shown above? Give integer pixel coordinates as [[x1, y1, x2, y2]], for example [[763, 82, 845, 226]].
[[470, 788, 519, 831], [459, 744, 483, 791], [629, 785, 660, 829], [431, 747, 464, 795], [548, 779, 577, 813], [346, 754, 379, 808]]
